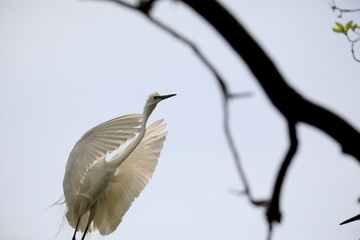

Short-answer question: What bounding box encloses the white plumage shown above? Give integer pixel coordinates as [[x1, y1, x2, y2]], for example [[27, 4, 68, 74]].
[[62, 92, 175, 240]]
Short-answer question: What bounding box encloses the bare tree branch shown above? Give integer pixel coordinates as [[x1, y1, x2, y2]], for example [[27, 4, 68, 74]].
[[222, 96, 252, 197], [88, 0, 360, 238], [330, 1, 360, 18], [146, 12, 256, 201], [98, 0, 229, 95], [344, 30, 360, 62], [181, 0, 360, 163], [266, 121, 298, 238], [180, 0, 360, 235], [97, 0, 254, 199], [350, 41, 360, 62]]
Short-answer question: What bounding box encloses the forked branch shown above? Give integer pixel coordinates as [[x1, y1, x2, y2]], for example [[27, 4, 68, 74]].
[[266, 121, 298, 239], [91, 0, 360, 238], [181, 0, 360, 162], [330, 1, 360, 18], [98, 0, 254, 200]]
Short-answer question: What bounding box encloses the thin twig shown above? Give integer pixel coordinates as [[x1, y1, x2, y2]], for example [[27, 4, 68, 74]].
[[330, 1, 360, 18], [97, 0, 254, 197], [98, 0, 230, 95], [343, 31, 360, 62], [346, 35, 360, 62], [222, 97, 252, 197], [329, 1, 360, 62], [145, 16, 230, 96], [350, 42, 360, 62], [145, 6, 255, 199]]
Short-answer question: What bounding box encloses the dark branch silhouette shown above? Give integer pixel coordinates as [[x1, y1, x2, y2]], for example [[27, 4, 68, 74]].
[[340, 213, 360, 225], [97, 0, 255, 202], [180, 2, 360, 234], [92, 0, 360, 238], [181, 0, 360, 163], [266, 121, 298, 239]]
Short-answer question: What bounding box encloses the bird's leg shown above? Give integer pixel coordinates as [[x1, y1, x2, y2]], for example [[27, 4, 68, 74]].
[[81, 204, 97, 240], [72, 216, 81, 240]]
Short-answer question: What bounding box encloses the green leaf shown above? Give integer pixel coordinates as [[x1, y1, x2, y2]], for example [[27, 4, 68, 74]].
[[345, 21, 353, 31], [332, 27, 344, 33], [335, 22, 345, 32]]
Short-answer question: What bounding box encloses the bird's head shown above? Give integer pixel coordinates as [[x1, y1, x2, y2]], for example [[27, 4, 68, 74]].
[[143, 92, 176, 121], [146, 92, 176, 106]]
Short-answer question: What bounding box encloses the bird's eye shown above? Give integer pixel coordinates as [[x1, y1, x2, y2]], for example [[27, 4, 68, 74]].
[[153, 96, 161, 100]]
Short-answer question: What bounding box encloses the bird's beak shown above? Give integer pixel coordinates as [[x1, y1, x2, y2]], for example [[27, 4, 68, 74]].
[[159, 94, 176, 100]]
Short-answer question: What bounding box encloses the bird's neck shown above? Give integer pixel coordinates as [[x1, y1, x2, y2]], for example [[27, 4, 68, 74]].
[[106, 106, 154, 172]]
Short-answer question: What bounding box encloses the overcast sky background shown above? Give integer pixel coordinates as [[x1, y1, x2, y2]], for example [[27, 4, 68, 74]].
[[1, 0, 360, 239]]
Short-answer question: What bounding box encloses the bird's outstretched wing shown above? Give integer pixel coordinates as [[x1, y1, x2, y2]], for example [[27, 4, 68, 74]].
[[92, 119, 167, 235], [63, 114, 142, 209]]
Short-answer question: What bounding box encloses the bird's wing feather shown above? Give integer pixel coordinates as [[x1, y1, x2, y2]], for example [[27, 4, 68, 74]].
[[92, 119, 167, 235], [63, 114, 142, 209]]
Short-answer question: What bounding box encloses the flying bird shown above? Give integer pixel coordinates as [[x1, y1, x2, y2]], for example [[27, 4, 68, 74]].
[[62, 92, 176, 240]]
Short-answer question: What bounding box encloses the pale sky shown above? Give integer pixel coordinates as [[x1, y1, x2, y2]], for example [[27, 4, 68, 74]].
[[0, 0, 359, 239]]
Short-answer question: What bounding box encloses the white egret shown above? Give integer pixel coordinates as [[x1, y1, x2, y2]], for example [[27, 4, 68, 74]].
[[62, 92, 176, 240]]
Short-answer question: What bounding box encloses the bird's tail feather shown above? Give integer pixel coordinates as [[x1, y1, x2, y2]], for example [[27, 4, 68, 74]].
[[44, 195, 65, 212]]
